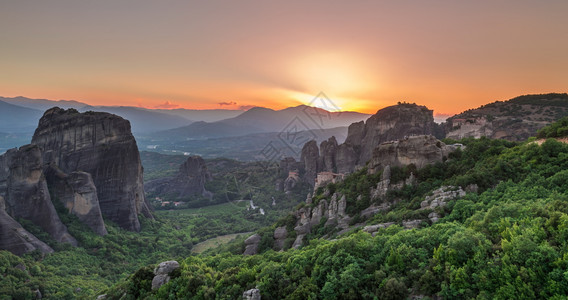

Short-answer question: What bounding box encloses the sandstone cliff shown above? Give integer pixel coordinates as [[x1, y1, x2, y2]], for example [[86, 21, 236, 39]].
[[0, 145, 77, 245], [0, 195, 54, 255], [145, 155, 213, 200], [348, 103, 438, 164], [368, 135, 456, 174], [45, 164, 108, 236], [31, 107, 152, 232], [297, 103, 439, 186]]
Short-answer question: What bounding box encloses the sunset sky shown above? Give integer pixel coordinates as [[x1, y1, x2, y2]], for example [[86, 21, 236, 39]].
[[1, 1, 567, 115]]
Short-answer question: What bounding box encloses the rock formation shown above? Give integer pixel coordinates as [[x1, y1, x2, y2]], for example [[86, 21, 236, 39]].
[[31, 107, 152, 232], [300, 140, 320, 186], [0, 145, 77, 246], [243, 288, 261, 300], [151, 260, 180, 290], [298, 103, 440, 187], [273, 226, 288, 251], [243, 234, 261, 255], [319, 136, 338, 172], [45, 164, 107, 236], [445, 93, 568, 141], [350, 103, 438, 164], [367, 135, 455, 174], [0, 195, 54, 255], [145, 155, 213, 200]]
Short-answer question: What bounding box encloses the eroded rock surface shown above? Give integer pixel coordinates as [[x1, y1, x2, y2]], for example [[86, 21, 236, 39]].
[[0, 195, 54, 255], [0, 145, 77, 246], [146, 155, 213, 200], [151, 260, 180, 290], [31, 107, 152, 232], [45, 165, 107, 236]]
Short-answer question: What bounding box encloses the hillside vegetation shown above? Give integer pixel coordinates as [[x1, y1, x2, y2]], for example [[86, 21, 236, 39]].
[[101, 119, 568, 299]]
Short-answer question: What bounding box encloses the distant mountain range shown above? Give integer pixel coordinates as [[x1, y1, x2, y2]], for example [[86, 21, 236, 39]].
[[155, 105, 371, 140], [0, 96, 246, 134]]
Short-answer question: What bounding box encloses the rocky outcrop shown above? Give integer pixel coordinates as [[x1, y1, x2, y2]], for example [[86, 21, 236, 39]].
[[300, 140, 320, 186], [299, 103, 439, 187], [243, 234, 261, 255], [0, 196, 54, 255], [146, 155, 213, 201], [31, 107, 152, 232], [0, 145, 77, 246], [177, 156, 213, 198], [420, 186, 466, 211], [349, 103, 438, 165], [445, 93, 568, 141], [273, 226, 288, 251], [243, 288, 261, 300], [45, 165, 107, 236], [319, 136, 338, 172], [336, 143, 358, 174], [368, 135, 455, 174], [151, 261, 180, 290]]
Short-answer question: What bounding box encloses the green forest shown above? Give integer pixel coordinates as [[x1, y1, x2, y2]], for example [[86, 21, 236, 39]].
[[3, 119, 568, 299]]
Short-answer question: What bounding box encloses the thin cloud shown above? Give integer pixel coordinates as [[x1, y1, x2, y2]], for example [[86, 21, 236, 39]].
[[218, 101, 237, 107], [154, 101, 180, 109]]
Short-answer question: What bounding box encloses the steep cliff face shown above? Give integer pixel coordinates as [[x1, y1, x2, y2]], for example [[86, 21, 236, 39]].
[[0, 145, 77, 245], [177, 156, 213, 198], [0, 195, 54, 255], [145, 155, 213, 200], [368, 135, 457, 174], [45, 165, 107, 236], [298, 103, 439, 186], [351, 103, 437, 164], [300, 140, 320, 186], [31, 107, 152, 232]]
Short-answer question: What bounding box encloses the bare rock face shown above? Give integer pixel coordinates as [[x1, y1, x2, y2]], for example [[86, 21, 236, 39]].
[[177, 156, 213, 198], [300, 140, 320, 186], [354, 104, 437, 164], [273, 226, 288, 251], [145, 155, 213, 200], [31, 108, 152, 232], [151, 260, 180, 290], [320, 136, 338, 172], [336, 143, 358, 174], [420, 186, 466, 210], [0, 145, 77, 246], [243, 234, 261, 256], [45, 164, 107, 236], [0, 195, 54, 255], [243, 288, 261, 300], [368, 135, 453, 174]]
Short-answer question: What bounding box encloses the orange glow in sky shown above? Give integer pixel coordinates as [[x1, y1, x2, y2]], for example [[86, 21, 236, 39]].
[[1, 1, 567, 115]]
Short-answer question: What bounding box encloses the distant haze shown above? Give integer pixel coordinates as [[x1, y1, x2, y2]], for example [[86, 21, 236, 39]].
[[1, 1, 567, 114]]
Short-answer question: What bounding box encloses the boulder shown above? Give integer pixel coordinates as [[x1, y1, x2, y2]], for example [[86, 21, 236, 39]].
[[243, 234, 261, 256], [273, 226, 288, 250], [152, 260, 180, 290], [243, 288, 261, 300]]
